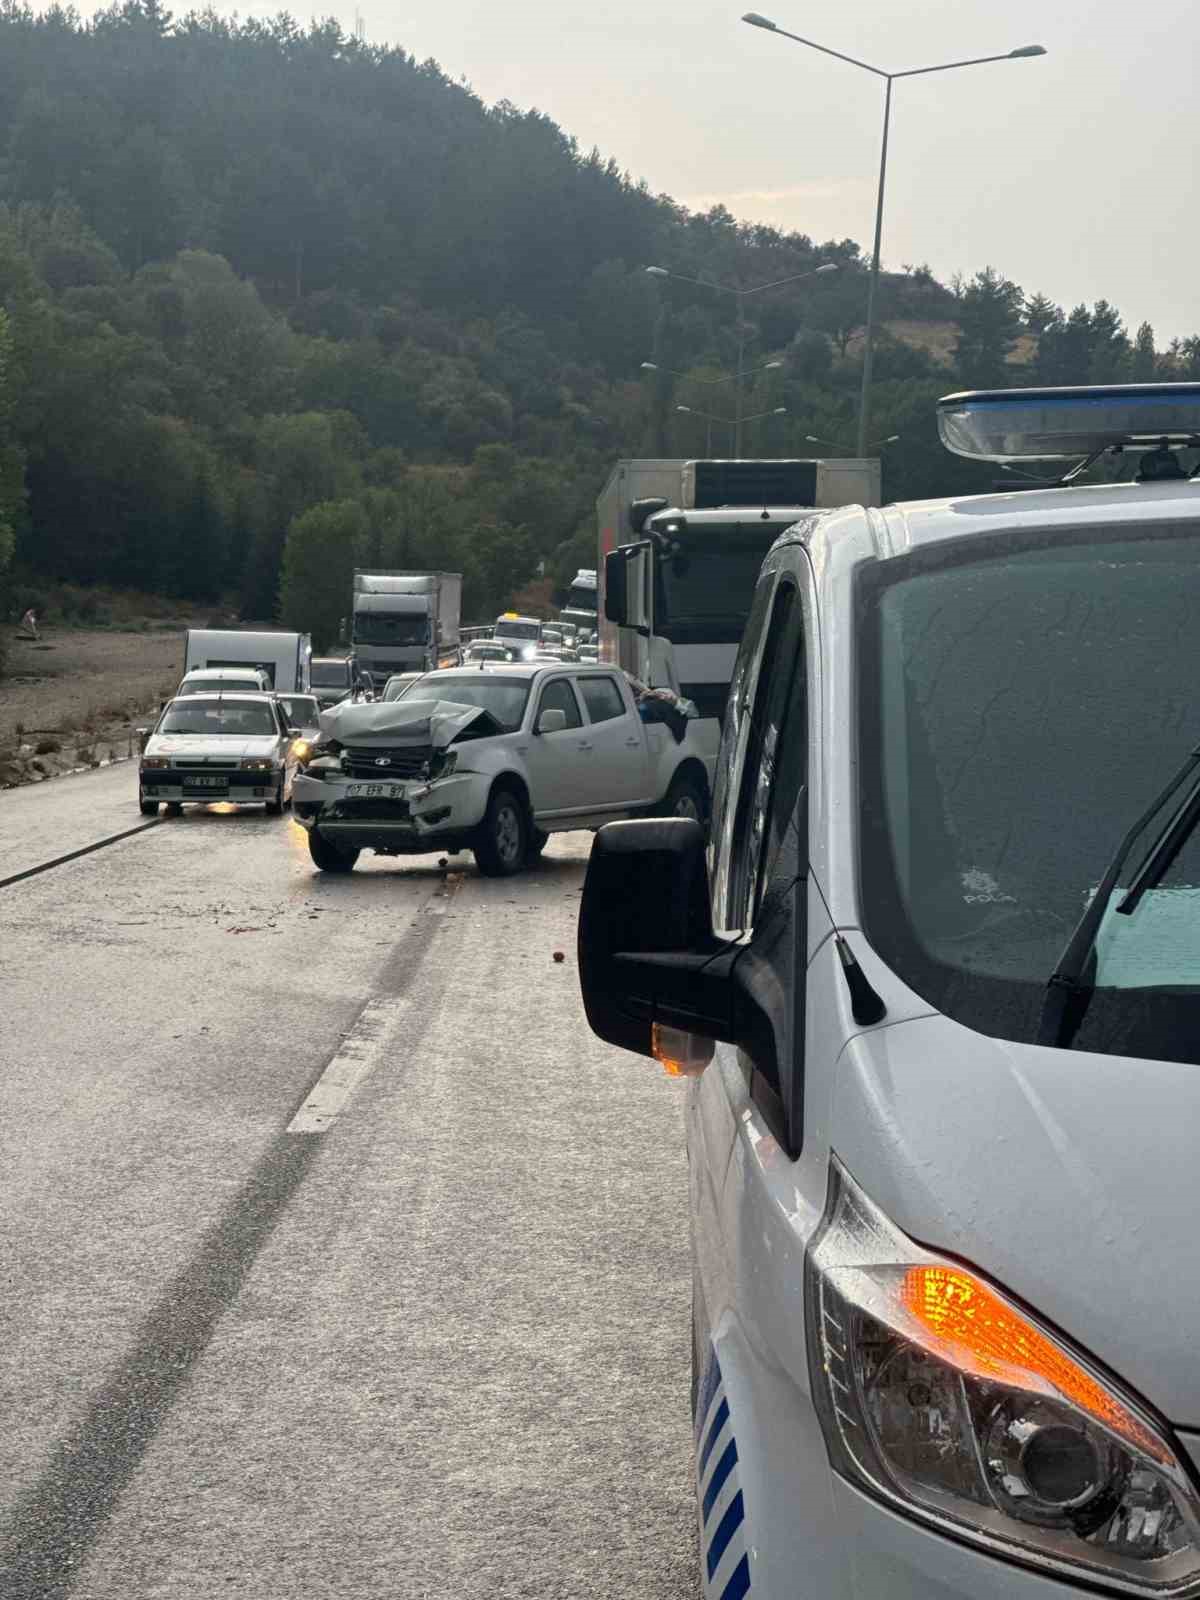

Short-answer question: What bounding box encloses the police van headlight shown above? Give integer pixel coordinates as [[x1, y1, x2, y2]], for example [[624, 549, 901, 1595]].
[[806, 1164, 1200, 1592]]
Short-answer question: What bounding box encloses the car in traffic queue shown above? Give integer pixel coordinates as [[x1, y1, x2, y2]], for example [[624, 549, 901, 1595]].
[[462, 641, 518, 665], [274, 692, 321, 740], [492, 611, 541, 660], [379, 672, 425, 702], [311, 655, 374, 710], [138, 692, 302, 816], [578, 384, 1200, 1600], [292, 661, 712, 877], [173, 666, 272, 697]]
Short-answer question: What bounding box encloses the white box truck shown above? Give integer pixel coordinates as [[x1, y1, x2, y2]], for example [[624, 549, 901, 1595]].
[[350, 571, 463, 683], [596, 456, 880, 762], [182, 628, 312, 693]]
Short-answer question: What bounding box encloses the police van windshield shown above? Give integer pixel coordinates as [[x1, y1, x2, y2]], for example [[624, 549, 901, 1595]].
[[655, 533, 781, 645], [857, 523, 1200, 1064]]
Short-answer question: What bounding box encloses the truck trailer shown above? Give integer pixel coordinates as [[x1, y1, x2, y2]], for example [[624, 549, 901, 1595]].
[[596, 455, 880, 760]]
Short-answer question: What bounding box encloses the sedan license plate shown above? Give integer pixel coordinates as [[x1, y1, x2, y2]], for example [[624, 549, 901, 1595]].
[[184, 775, 227, 788], [345, 782, 408, 800]]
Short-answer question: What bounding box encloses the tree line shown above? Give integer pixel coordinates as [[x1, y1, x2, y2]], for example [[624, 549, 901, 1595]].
[[0, 2, 1192, 652]]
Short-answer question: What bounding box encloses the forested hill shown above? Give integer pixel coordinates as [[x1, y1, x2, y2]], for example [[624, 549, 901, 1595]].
[[0, 2, 1193, 644]]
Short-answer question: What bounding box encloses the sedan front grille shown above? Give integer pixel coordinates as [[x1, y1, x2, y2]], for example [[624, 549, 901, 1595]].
[[343, 745, 432, 780], [175, 760, 238, 770]]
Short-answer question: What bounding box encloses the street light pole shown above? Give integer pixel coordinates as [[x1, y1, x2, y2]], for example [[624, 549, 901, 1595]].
[[647, 262, 835, 457], [741, 14, 1045, 456]]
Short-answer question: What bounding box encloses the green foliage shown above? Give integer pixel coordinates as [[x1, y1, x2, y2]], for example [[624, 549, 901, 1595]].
[[280, 499, 368, 649], [0, 1, 1187, 640]]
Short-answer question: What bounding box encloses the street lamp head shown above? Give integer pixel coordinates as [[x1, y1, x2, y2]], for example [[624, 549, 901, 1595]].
[[640, 362, 658, 371], [1009, 44, 1046, 57], [815, 263, 838, 275], [742, 11, 777, 29], [772, 407, 787, 415], [645, 266, 670, 278], [676, 405, 693, 414], [764, 361, 783, 371]]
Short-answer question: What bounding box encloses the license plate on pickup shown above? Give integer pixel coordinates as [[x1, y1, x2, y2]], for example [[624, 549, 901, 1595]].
[[184, 775, 227, 788], [345, 782, 409, 800]]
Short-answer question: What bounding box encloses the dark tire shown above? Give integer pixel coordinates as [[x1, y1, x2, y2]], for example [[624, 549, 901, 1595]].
[[308, 829, 359, 873], [473, 785, 529, 877], [526, 827, 549, 861], [661, 770, 707, 826], [138, 791, 158, 817], [265, 779, 284, 816], [164, 801, 183, 817]]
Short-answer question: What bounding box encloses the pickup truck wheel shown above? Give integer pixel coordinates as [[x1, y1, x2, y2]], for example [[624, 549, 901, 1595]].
[[526, 827, 549, 861], [663, 772, 707, 825], [138, 791, 158, 817], [474, 786, 529, 877], [308, 829, 359, 873]]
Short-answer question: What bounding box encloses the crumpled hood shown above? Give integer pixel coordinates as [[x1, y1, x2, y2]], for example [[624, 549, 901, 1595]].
[[832, 1013, 1200, 1426], [319, 697, 496, 747], [145, 734, 280, 760]]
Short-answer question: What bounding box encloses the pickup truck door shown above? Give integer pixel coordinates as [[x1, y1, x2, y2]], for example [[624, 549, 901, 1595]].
[[522, 676, 591, 814], [575, 673, 653, 806]]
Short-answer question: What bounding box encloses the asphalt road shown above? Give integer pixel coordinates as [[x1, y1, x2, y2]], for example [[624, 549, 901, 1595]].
[[0, 769, 698, 1599]]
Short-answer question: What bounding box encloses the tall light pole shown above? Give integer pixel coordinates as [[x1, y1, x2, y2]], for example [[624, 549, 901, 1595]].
[[647, 262, 835, 456], [678, 404, 786, 456], [742, 14, 1045, 457], [806, 432, 899, 453]]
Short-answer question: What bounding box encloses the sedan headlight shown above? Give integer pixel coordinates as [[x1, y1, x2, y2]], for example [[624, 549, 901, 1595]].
[[141, 756, 170, 770], [428, 750, 457, 780], [240, 757, 276, 772], [807, 1164, 1200, 1593]]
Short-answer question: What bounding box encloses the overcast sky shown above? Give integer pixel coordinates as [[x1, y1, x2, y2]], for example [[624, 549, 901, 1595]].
[[91, 0, 1200, 341]]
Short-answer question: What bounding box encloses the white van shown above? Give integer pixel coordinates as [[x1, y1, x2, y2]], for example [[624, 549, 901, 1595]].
[[579, 383, 1200, 1600], [182, 628, 312, 694]]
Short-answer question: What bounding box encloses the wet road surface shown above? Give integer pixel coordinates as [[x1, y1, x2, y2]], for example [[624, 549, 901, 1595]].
[[0, 771, 698, 1598]]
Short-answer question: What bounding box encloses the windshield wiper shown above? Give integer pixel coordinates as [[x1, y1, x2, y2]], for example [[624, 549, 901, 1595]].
[[1037, 743, 1200, 1049]]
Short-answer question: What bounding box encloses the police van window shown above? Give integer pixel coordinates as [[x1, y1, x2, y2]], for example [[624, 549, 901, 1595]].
[[579, 676, 625, 724], [709, 568, 778, 923], [728, 582, 805, 929], [537, 678, 582, 729]]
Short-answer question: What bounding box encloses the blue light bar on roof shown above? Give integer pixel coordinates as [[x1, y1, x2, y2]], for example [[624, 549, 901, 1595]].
[[937, 383, 1200, 461]]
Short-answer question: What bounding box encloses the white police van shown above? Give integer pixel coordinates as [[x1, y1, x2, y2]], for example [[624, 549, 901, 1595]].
[[579, 384, 1200, 1600]]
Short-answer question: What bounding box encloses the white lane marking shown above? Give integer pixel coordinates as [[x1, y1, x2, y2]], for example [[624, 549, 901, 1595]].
[[287, 997, 403, 1134]]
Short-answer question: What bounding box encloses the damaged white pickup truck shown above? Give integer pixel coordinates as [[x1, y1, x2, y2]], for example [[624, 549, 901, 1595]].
[[291, 663, 712, 876]]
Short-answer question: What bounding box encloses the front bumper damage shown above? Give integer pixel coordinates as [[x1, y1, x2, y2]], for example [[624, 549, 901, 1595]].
[[292, 769, 489, 853]]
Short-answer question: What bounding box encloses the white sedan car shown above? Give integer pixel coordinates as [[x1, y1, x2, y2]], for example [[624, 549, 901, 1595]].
[[138, 694, 301, 816]]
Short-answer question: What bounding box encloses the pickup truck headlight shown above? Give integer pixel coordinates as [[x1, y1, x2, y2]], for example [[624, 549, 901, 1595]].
[[807, 1164, 1200, 1592], [240, 757, 276, 772], [141, 756, 170, 770]]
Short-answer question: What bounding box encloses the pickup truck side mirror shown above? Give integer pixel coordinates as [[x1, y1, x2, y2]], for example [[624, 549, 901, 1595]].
[[578, 819, 746, 1063], [536, 708, 567, 735]]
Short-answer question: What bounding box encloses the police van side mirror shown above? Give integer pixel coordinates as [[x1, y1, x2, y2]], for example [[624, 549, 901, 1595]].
[[578, 819, 742, 1064]]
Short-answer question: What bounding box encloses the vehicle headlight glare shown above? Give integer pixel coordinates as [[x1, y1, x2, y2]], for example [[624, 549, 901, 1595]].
[[807, 1164, 1200, 1591]]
